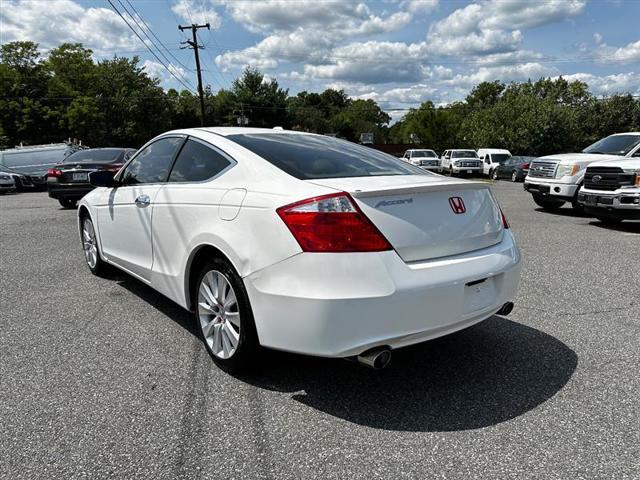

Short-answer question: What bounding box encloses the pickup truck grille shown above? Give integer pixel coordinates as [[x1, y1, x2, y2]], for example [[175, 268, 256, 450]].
[[528, 161, 558, 178], [458, 160, 481, 167], [584, 166, 636, 191]]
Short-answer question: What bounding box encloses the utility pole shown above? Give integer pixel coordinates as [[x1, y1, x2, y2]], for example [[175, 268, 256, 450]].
[[179, 23, 210, 126]]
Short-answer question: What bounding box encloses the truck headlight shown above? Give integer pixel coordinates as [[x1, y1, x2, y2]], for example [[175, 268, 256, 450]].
[[453, 161, 460, 167], [623, 168, 640, 186], [555, 164, 580, 178]]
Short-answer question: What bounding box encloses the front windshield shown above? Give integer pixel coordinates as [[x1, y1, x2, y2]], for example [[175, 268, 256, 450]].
[[583, 135, 640, 155], [492, 153, 511, 164], [452, 150, 478, 158], [412, 150, 437, 158]]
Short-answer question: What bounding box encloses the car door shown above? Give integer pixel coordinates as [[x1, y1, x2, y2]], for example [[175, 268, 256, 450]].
[[483, 154, 492, 175], [96, 136, 184, 281]]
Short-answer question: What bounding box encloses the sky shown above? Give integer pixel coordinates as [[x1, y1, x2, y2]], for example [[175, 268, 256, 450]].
[[1, 0, 639, 121]]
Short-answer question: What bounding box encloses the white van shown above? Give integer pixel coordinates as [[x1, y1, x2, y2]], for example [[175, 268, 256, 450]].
[[478, 148, 512, 177]]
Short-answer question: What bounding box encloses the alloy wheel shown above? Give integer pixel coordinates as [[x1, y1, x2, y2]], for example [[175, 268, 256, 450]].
[[198, 270, 241, 359], [82, 218, 98, 268]]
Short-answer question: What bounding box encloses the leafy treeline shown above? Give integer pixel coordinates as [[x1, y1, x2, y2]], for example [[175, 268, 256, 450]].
[[1, 41, 639, 155], [390, 80, 640, 155]]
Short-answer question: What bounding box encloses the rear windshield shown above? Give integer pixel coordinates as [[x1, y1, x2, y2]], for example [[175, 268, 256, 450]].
[[452, 150, 478, 158], [583, 134, 640, 156], [227, 133, 424, 179], [63, 149, 129, 164], [491, 153, 511, 163], [412, 150, 437, 158]]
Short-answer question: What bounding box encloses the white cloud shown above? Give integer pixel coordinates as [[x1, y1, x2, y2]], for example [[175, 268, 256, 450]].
[[558, 72, 640, 96], [142, 59, 187, 86], [426, 0, 585, 57], [442, 63, 559, 89], [171, 0, 221, 28], [401, 0, 439, 14], [216, 0, 410, 35], [0, 0, 138, 54], [595, 39, 640, 64]]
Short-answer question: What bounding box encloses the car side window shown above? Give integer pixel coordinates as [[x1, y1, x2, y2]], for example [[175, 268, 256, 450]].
[[633, 148, 640, 157], [485, 155, 491, 164], [168, 138, 231, 183], [120, 137, 183, 185]]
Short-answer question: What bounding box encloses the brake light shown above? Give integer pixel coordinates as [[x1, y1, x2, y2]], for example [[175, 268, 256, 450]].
[[500, 208, 510, 229], [105, 165, 122, 173], [522, 163, 529, 169], [47, 168, 62, 177], [277, 192, 392, 252]]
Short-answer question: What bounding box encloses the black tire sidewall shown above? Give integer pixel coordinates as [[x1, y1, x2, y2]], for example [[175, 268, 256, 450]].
[[194, 258, 258, 373]]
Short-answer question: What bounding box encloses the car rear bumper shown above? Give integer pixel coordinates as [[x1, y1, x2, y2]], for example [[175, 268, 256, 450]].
[[0, 184, 16, 192], [48, 183, 94, 199], [245, 230, 522, 357], [524, 178, 579, 200]]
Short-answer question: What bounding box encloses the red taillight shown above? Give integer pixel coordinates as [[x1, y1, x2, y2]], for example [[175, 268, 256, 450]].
[[500, 208, 510, 229], [47, 168, 62, 177], [105, 165, 122, 173], [277, 192, 392, 252], [522, 163, 530, 169]]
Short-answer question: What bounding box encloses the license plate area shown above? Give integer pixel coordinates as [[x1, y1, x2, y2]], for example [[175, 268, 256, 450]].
[[464, 276, 499, 314], [584, 194, 597, 206], [72, 172, 88, 181]]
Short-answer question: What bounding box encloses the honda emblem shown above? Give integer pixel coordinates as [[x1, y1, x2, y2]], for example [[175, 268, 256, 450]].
[[449, 196, 466, 214]]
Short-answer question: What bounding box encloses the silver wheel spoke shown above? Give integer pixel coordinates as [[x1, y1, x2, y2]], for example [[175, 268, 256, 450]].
[[225, 311, 240, 327], [82, 220, 97, 268], [197, 269, 242, 360]]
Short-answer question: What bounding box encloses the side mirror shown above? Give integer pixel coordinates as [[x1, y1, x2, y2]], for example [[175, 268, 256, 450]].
[[90, 170, 118, 188]]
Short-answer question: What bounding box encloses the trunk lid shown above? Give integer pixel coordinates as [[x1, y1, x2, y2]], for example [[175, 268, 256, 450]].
[[309, 176, 504, 262], [58, 162, 122, 183]]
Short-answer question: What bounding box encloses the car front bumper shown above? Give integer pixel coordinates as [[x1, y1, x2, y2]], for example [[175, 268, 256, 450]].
[[524, 178, 579, 200], [451, 166, 482, 174], [578, 189, 640, 219], [244, 230, 522, 357]]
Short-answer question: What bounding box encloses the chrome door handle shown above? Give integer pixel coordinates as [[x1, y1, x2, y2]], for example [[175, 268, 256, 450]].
[[135, 194, 151, 207]]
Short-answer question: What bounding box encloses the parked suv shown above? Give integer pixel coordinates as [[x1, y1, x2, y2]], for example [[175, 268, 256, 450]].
[[440, 149, 482, 176], [400, 149, 440, 172], [524, 133, 640, 211], [478, 148, 512, 177], [577, 154, 640, 224]]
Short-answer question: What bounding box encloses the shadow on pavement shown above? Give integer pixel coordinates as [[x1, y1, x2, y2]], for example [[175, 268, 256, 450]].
[[243, 317, 577, 432], [533, 207, 589, 218], [588, 220, 640, 234], [114, 275, 577, 433]]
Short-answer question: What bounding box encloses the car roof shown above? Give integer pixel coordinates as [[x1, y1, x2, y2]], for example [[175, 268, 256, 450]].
[[609, 132, 640, 136], [450, 149, 477, 151], [187, 127, 313, 137]]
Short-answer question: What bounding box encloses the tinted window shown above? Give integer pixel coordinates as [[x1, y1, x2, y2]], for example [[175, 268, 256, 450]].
[[412, 151, 437, 158], [2, 148, 68, 168], [227, 133, 423, 180], [452, 150, 478, 158], [63, 149, 127, 164], [169, 139, 231, 182], [121, 137, 182, 185], [491, 154, 511, 164], [583, 135, 640, 155]]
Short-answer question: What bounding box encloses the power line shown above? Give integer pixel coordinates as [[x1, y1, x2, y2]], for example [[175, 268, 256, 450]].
[[179, 23, 211, 125], [122, 0, 193, 77], [105, 0, 196, 93]]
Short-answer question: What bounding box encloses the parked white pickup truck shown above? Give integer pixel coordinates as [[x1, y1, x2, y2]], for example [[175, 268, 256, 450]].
[[400, 149, 440, 172], [524, 133, 640, 211], [577, 156, 640, 224], [440, 149, 483, 176]]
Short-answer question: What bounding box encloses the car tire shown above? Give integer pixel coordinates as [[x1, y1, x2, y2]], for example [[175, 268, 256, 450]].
[[448, 167, 454, 177], [80, 214, 109, 276], [511, 171, 518, 182], [491, 169, 499, 180], [596, 216, 623, 226], [59, 198, 77, 209], [532, 194, 565, 210], [194, 258, 259, 373]]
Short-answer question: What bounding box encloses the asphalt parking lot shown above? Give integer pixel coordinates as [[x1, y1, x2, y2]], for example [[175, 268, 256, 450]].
[[1, 183, 638, 480]]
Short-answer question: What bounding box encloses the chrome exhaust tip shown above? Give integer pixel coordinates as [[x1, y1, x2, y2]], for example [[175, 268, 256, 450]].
[[497, 301, 514, 316], [356, 347, 392, 370]]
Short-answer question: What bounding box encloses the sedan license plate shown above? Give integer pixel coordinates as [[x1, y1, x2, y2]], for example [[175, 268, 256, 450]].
[[72, 172, 88, 181], [467, 170, 473, 174], [584, 195, 597, 206]]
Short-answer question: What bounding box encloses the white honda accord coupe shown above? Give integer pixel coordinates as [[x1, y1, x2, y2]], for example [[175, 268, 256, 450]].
[[78, 127, 522, 371]]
